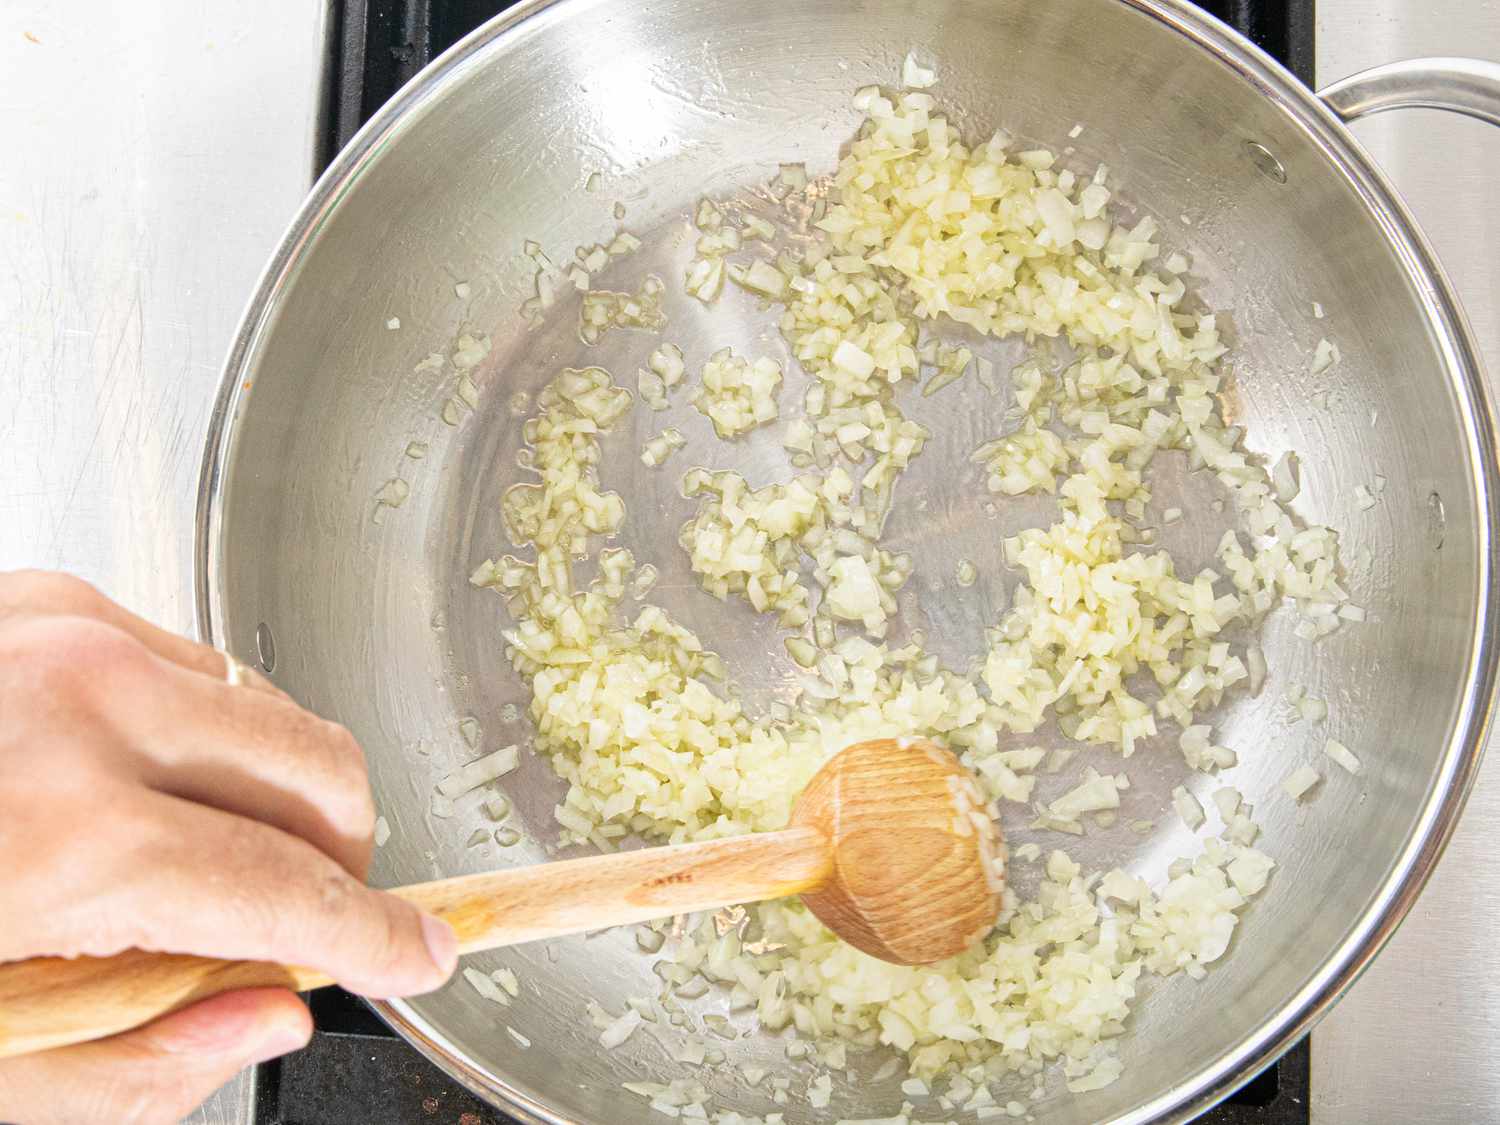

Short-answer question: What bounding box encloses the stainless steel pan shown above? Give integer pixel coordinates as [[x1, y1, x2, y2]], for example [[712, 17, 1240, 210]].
[[196, 1, 1500, 1120]]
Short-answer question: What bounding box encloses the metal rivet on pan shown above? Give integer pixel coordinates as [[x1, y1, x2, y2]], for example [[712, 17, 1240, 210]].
[[1245, 141, 1287, 184], [255, 621, 277, 673], [1428, 491, 1447, 551]]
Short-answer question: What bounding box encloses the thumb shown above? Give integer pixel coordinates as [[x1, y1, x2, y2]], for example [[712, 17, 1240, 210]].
[[0, 988, 311, 1125]]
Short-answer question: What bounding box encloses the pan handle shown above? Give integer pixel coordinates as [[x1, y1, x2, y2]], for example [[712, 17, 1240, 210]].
[[1318, 57, 1500, 127]]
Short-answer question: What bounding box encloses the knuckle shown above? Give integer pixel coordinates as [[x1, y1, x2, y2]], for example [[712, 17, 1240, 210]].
[[321, 720, 368, 772], [128, 814, 299, 966], [0, 569, 109, 619], [365, 893, 418, 983], [315, 869, 368, 930], [238, 840, 303, 948], [237, 703, 375, 858], [314, 872, 413, 985], [153, 814, 293, 961], [321, 872, 383, 955], [314, 720, 376, 834], [0, 807, 109, 958], [48, 800, 205, 959], [273, 846, 363, 950], [6, 615, 152, 705]]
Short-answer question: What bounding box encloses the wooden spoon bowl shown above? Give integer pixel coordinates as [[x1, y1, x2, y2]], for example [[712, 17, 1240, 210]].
[[793, 736, 1004, 964]]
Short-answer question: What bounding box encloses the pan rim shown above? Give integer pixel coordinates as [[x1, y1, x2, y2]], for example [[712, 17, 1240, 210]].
[[193, 0, 1500, 1121]]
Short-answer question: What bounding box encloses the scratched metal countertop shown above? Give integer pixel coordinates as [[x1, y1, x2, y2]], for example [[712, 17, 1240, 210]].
[[0, 4, 327, 1121], [1, 2, 1497, 1122]]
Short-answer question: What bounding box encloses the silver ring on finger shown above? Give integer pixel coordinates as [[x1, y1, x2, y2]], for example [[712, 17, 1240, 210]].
[[221, 649, 250, 687]]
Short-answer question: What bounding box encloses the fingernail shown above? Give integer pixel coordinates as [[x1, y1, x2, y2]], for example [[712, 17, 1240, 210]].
[[248, 1023, 310, 1065], [420, 912, 458, 978]]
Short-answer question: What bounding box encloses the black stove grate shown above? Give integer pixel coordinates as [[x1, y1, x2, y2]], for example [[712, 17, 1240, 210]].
[[255, 986, 1307, 1125], [252, 988, 512, 1124], [281, 0, 1317, 1120]]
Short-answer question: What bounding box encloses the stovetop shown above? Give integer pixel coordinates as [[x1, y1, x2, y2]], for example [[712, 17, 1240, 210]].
[[271, 1, 1318, 1120], [254, 988, 1305, 1125]]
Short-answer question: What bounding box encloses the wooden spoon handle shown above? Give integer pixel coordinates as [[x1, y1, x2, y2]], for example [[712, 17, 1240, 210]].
[[412, 825, 830, 950], [0, 826, 831, 1059]]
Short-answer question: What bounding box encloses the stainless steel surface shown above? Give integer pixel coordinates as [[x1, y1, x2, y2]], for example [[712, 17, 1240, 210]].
[[197, 1, 1500, 1122], [5, 0, 1498, 1121], [1320, 56, 1500, 126], [0, 3, 327, 1122], [1314, 2, 1500, 1121]]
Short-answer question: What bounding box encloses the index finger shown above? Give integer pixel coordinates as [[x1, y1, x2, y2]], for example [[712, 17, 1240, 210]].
[[0, 571, 283, 695], [9, 789, 456, 1000]]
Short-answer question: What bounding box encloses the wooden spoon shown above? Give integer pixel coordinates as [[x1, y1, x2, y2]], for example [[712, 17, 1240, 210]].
[[0, 736, 1002, 1058]]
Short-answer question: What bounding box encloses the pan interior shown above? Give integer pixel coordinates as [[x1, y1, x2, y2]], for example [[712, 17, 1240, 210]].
[[208, 0, 1487, 1120]]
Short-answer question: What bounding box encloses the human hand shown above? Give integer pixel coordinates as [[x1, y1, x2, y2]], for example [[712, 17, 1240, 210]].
[[0, 571, 457, 1125]]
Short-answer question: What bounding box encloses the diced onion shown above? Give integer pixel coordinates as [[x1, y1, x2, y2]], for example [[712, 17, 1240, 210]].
[[1311, 337, 1341, 374], [691, 349, 783, 437], [1282, 765, 1322, 800], [901, 51, 937, 89], [470, 69, 1340, 1108], [374, 479, 409, 508], [436, 745, 520, 799], [1324, 739, 1361, 774], [463, 967, 509, 1005], [1172, 785, 1206, 831], [599, 1008, 643, 1049]]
